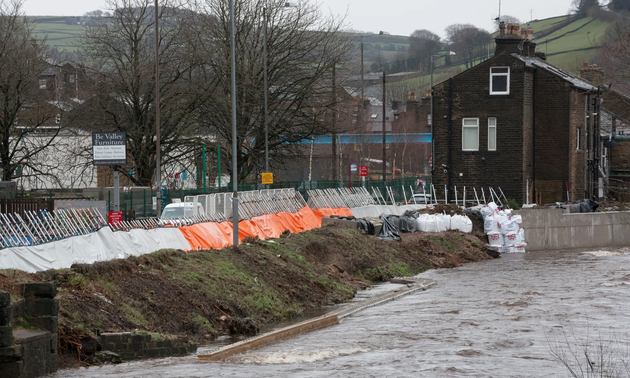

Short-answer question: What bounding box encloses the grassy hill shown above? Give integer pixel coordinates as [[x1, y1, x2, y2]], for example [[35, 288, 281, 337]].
[[31, 16, 85, 52]]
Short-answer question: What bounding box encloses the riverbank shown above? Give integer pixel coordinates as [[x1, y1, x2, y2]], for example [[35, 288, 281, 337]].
[[0, 224, 494, 369]]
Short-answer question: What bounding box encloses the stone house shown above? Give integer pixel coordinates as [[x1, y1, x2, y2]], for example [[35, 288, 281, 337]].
[[431, 23, 602, 205]]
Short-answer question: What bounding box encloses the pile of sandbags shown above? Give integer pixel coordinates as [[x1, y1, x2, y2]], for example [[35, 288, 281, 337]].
[[416, 213, 472, 233], [482, 202, 526, 253]]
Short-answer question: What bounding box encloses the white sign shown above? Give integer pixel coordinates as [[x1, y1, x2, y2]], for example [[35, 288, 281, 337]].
[[92, 132, 127, 166]]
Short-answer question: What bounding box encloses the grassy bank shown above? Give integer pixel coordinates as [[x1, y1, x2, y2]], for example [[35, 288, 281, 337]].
[[0, 224, 494, 367]]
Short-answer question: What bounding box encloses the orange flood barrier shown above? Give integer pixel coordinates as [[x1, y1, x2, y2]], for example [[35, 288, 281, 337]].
[[178, 206, 353, 250]]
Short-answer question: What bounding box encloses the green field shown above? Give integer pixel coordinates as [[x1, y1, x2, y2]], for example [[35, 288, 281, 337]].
[[30, 17, 85, 52]]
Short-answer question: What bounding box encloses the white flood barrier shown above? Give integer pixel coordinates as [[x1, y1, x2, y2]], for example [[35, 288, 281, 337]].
[[0, 226, 192, 273]]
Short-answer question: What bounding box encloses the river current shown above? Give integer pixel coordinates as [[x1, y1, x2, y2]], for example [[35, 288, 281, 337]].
[[51, 248, 630, 377]]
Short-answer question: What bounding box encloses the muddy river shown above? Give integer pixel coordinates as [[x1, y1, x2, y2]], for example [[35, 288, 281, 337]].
[[51, 248, 630, 377]]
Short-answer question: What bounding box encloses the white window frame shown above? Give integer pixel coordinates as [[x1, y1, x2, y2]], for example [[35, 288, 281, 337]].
[[490, 67, 510, 95], [576, 128, 580, 150], [462, 118, 479, 151], [488, 117, 497, 151]]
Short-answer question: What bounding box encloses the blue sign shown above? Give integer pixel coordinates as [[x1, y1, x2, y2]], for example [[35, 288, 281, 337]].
[[350, 163, 358, 173]]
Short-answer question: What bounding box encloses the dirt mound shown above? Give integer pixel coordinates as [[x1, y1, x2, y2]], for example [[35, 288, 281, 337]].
[[0, 226, 495, 369]]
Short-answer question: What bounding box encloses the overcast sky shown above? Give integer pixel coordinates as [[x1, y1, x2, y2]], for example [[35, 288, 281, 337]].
[[22, 0, 575, 38]]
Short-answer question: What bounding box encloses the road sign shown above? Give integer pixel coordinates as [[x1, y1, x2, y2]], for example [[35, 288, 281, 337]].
[[428, 155, 433, 169], [108, 211, 123, 225], [92, 132, 127, 166], [262, 172, 273, 185], [359, 165, 368, 177], [350, 163, 358, 173]]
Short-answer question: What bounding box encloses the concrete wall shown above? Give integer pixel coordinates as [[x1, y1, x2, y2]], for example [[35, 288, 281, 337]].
[[515, 208, 630, 251]]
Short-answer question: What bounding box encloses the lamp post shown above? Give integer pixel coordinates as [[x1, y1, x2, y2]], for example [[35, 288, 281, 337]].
[[230, 0, 238, 246], [154, 0, 161, 217], [430, 51, 456, 172], [263, 3, 297, 179]]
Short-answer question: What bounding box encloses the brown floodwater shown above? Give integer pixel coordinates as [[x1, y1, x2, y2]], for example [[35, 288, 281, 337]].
[[50, 248, 630, 377]]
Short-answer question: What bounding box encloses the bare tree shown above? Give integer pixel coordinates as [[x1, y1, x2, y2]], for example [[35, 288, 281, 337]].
[[78, 0, 211, 187], [407, 29, 441, 73], [572, 0, 601, 15], [192, 0, 354, 183], [0, 0, 63, 182], [598, 20, 630, 93], [445, 24, 492, 69]]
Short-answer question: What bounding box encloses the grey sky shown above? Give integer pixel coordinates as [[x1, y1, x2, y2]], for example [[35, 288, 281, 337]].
[[22, 0, 574, 38]]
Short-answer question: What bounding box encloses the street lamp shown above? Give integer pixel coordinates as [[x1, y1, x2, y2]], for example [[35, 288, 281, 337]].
[[263, 3, 297, 178], [230, 0, 238, 246], [430, 51, 456, 171], [154, 0, 161, 217], [359, 31, 385, 170]]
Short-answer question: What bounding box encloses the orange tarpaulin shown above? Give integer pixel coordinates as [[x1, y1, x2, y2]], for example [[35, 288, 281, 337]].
[[177, 206, 354, 250]]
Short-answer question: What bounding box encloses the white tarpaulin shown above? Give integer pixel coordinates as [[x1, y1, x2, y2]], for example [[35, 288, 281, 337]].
[[0, 226, 192, 273], [350, 204, 427, 218]]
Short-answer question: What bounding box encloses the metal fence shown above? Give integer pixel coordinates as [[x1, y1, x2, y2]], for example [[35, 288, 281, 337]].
[[107, 177, 430, 220]]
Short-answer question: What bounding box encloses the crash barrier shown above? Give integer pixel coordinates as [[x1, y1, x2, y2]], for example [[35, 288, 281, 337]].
[[0, 208, 106, 248], [184, 189, 306, 220], [482, 202, 526, 253]]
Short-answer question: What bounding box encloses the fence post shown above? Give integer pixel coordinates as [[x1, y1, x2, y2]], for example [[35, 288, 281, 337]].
[[108, 191, 110, 212], [130, 190, 133, 216], [143, 189, 147, 218]]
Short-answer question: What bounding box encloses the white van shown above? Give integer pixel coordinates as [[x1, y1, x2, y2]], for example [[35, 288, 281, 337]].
[[161, 202, 205, 219]]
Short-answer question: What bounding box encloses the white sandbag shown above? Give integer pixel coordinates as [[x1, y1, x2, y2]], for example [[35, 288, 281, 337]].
[[439, 214, 451, 232], [494, 213, 508, 233], [487, 232, 504, 247], [517, 228, 525, 245], [424, 215, 439, 233], [500, 218, 519, 234], [512, 214, 523, 224], [451, 214, 473, 233], [416, 214, 429, 232], [480, 205, 494, 218], [483, 215, 498, 234], [503, 231, 518, 245]]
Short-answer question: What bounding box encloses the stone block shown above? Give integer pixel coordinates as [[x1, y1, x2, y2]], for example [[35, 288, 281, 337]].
[[188, 343, 198, 353], [0, 345, 22, 362], [0, 360, 23, 377], [11, 299, 24, 324], [20, 282, 57, 299], [131, 334, 149, 344], [0, 306, 11, 327], [0, 326, 12, 348], [24, 298, 59, 317], [51, 333, 58, 354], [129, 341, 143, 351], [100, 342, 116, 351], [0, 292, 9, 308], [28, 316, 58, 333]]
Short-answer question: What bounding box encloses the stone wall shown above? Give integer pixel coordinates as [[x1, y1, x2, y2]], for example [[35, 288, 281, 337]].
[[0, 282, 58, 378], [99, 332, 197, 361]]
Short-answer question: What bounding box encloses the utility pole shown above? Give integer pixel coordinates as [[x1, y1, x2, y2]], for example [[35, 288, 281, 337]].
[[382, 71, 386, 182], [154, 0, 161, 217], [331, 63, 337, 181]]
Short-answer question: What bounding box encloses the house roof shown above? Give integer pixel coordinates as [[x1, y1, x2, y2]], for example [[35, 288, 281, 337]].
[[514, 54, 597, 91]]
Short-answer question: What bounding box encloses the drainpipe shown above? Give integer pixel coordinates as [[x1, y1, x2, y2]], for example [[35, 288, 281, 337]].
[[447, 78, 453, 199], [532, 69, 536, 205]]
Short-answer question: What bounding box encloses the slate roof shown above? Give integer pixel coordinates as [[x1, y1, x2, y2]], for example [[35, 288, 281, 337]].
[[513, 54, 598, 91]]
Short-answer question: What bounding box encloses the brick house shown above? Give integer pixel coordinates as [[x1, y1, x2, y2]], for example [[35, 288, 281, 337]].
[[431, 22, 602, 205]]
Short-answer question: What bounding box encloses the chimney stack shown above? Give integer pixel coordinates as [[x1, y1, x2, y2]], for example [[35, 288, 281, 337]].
[[580, 63, 604, 86]]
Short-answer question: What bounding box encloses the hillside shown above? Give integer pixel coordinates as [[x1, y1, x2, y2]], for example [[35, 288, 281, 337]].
[[31, 16, 85, 52]]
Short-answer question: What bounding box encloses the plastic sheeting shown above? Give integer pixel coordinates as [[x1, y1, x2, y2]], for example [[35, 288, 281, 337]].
[[350, 204, 427, 219], [0, 206, 352, 272], [0, 227, 191, 273]]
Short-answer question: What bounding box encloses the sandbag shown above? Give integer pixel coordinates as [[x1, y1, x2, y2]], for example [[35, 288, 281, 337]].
[[416, 214, 429, 232], [503, 231, 518, 246], [488, 232, 504, 247], [500, 218, 519, 234], [483, 215, 497, 234], [424, 215, 439, 233], [517, 228, 525, 245], [451, 214, 472, 233]]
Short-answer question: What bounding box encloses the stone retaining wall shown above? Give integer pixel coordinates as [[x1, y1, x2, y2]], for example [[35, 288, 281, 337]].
[[0, 282, 58, 378], [99, 332, 197, 361]]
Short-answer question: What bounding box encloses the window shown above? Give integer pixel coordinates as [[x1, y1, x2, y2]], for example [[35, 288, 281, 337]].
[[39, 79, 46, 90], [488, 117, 497, 151], [427, 113, 432, 126], [576, 128, 580, 150], [462, 118, 479, 151], [490, 67, 510, 95]]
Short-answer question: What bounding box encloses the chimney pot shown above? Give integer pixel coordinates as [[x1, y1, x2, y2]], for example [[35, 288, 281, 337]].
[[527, 28, 534, 41], [583, 62, 588, 68], [521, 28, 527, 39], [499, 21, 505, 36]]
